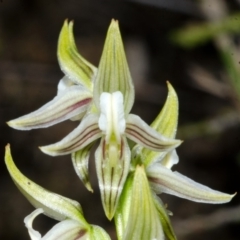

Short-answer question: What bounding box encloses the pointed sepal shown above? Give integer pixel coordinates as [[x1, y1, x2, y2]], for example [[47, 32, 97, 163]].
[[58, 20, 97, 90], [40, 114, 101, 156], [93, 19, 134, 114], [7, 86, 92, 130], [72, 144, 94, 192], [126, 114, 182, 152], [147, 163, 236, 203], [95, 137, 131, 220], [4, 145, 88, 226], [141, 82, 179, 167], [123, 165, 164, 240]]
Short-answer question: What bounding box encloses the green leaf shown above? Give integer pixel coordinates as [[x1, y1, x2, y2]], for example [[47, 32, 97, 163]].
[[58, 20, 97, 90], [170, 12, 240, 48], [93, 19, 135, 114], [5, 144, 88, 226]]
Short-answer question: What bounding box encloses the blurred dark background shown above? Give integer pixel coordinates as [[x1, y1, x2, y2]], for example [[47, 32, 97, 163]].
[[1, 0, 240, 239]]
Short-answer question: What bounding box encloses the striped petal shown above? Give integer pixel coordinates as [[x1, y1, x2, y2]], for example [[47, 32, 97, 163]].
[[141, 82, 179, 167], [72, 143, 94, 192], [7, 86, 92, 130], [147, 164, 236, 204], [93, 19, 134, 114], [95, 137, 131, 220], [5, 145, 87, 225], [123, 165, 164, 240], [58, 20, 97, 90], [40, 114, 101, 156], [126, 114, 182, 152]]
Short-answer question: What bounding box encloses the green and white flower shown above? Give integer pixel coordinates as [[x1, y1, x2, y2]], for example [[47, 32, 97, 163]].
[[7, 20, 181, 220], [5, 145, 110, 240]]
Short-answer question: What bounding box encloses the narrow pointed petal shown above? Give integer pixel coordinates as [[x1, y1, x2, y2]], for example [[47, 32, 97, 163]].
[[72, 144, 94, 192], [5, 145, 87, 226], [93, 19, 134, 114], [126, 114, 182, 152], [152, 194, 177, 240], [147, 164, 236, 203], [151, 82, 179, 138], [7, 86, 92, 130], [24, 208, 43, 240], [40, 114, 101, 156], [141, 82, 179, 167], [123, 165, 164, 240], [58, 20, 97, 90], [114, 174, 134, 240], [95, 137, 131, 220]]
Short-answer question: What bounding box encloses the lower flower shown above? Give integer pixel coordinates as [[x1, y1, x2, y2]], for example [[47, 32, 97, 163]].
[[5, 145, 110, 240]]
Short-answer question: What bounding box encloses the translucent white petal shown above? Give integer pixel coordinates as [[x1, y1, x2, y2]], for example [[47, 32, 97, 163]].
[[24, 208, 43, 240], [7, 86, 92, 130], [57, 76, 75, 95], [147, 164, 235, 203], [126, 114, 182, 151], [40, 114, 101, 156], [160, 150, 179, 169]]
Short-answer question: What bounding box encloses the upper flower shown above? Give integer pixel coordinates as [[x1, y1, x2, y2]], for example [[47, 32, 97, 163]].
[[7, 19, 182, 220]]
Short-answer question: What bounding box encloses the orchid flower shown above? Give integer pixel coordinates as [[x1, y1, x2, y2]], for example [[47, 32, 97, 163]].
[[7, 20, 182, 220], [114, 82, 235, 239], [5, 145, 111, 240]]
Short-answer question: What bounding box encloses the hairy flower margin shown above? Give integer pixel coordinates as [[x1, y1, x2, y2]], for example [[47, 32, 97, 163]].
[[6, 19, 236, 240]]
